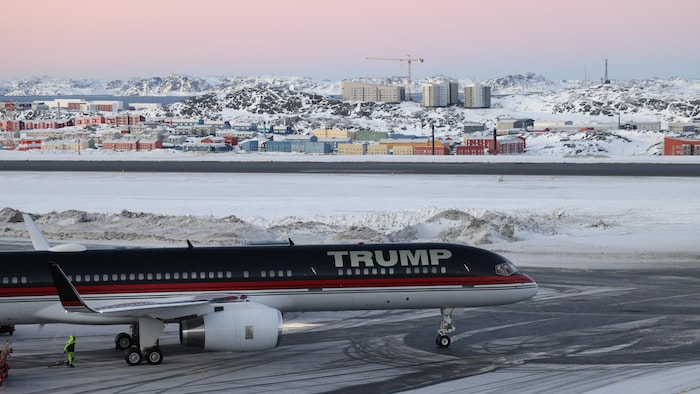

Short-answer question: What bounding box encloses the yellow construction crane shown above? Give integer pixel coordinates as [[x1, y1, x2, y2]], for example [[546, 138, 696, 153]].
[[366, 55, 424, 101]]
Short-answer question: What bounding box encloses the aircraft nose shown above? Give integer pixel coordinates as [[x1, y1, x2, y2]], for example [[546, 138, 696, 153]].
[[520, 273, 539, 299], [525, 275, 540, 298]]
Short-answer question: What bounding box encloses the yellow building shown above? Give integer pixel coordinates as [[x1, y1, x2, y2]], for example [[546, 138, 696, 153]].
[[311, 129, 356, 139], [367, 144, 390, 155], [392, 145, 415, 155], [337, 143, 367, 155]]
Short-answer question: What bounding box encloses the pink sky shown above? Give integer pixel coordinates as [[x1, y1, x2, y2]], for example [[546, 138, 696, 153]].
[[3, 0, 698, 81]]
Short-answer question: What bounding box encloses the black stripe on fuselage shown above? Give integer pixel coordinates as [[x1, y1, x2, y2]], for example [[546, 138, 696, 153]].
[[0, 242, 522, 294]]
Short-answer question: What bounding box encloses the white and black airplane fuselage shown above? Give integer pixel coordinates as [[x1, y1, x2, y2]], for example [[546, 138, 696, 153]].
[[0, 234, 537, 365]]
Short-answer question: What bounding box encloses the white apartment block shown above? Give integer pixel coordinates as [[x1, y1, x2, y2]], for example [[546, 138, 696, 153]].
[[422, 80, 458, 107], [341, 81, 405, 103], [464, 83, 491, 108]]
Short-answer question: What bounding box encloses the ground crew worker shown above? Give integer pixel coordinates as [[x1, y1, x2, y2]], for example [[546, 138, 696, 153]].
[[63, 335, 76, 367]]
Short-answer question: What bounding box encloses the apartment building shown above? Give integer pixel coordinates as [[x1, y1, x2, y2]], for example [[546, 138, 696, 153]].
[[341, 81, 405, 103], [464, 83, 491, 108], [422, 80, 459, 107]]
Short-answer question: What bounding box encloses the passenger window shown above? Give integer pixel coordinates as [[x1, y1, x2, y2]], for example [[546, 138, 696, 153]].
[[338, 269, 343, 276], [243, 271, 249, 278], [147, 273, 153, 280], [75, 275, 82, 282], [286, 270, 292, 277], [261, 271, 267, 278], [103, 274, 109, 281]]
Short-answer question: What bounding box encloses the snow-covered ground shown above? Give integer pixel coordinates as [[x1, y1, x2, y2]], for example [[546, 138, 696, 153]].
[[1, 160, 699, 393], [1, 168, 698, 270]]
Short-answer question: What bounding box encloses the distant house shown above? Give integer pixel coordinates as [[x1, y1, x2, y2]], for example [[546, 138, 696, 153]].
[[497, 118, 534, 130]]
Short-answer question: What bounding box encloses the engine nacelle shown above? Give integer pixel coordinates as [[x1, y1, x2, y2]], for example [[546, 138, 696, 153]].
[[179, 303, 282, 352]]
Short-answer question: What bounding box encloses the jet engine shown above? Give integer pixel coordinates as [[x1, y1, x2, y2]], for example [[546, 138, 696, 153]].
[[179, 303, 282, 352]]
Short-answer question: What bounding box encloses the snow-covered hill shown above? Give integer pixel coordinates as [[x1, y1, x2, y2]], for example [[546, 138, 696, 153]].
[[0, 73, 700, 122], [0, 74, 339, 97], [2, 73, 699, 158]]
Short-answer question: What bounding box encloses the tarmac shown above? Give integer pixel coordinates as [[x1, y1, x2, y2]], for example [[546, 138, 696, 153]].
[[2, 262, 700, 393]]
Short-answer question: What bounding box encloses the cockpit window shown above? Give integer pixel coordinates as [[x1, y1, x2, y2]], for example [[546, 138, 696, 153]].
[[495, 262, 519, 276]]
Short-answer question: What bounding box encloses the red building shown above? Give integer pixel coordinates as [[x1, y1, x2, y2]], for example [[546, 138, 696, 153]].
[[75, 116, 106, 126], [19, 119, 74, 130], [457, 137, 526, 155], [17, 138, 42, 151], [414, 146, 450, 155], [0, 120, 20, 131], [664, 137, 700, 156], [104, 114, 145, 126], [455, 145, 486, 155]]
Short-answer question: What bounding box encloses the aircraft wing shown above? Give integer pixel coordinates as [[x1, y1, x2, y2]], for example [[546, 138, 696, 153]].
[[49, 263, 249, 321]]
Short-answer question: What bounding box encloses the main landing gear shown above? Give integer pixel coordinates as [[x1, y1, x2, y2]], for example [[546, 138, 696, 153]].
[[435, 307, 456, 349], [115, 319, 165, 366], [124, 346, 163, 366]]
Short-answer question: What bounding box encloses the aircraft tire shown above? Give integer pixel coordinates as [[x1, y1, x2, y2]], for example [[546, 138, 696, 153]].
[[115, 332, 133, 350], [436, 335, 451, 348], [144, 348, 163, 365], [124, 347, 143, 366]]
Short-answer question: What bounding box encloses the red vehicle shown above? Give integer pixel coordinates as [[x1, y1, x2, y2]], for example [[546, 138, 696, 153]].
[[0, 341, 10, 386], [0, 326, 14, 335]]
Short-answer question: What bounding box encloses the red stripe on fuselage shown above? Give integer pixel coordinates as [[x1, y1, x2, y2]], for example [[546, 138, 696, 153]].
[[0, 274, 534, 298]]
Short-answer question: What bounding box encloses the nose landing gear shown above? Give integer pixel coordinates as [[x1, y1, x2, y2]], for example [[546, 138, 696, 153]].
[[436, 307, 455, 348]]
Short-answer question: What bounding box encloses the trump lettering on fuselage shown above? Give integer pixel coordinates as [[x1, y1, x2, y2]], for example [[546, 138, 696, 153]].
[[327, 249, 452, 268]]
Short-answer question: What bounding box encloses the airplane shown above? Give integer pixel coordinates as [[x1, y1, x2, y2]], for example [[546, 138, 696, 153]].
[[0, 214, 538, 366]]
